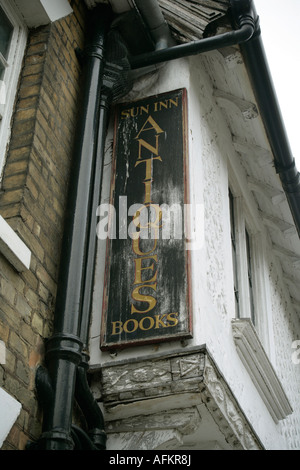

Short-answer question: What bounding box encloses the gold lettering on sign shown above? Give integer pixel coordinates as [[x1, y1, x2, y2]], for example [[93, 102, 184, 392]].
[[108, 95, 184, 339], [153, 97, 179, 112], [120, 97, 178, 120], [111, 313, 179, 335], [130, 115, 163, 316]]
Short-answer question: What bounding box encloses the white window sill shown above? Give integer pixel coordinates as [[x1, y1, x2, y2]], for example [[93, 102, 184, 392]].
[[232, 318, 293, 423], [0, 215, 31, 272], [0, 388, 22, 447], [14, 0, 73, 27]]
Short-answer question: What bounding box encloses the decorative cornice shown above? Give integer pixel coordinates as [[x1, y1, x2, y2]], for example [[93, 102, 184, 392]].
[[232, 136, 274, 167], [247, 177, 285, 206], [201, 355, 260, 450], [260, 212, 297, 238], [214, 89, 259, 121], [232, 318, 293, 423], [97, 346, 263, 449]]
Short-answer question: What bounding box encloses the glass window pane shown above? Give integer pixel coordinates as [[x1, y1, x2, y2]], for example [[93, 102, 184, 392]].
[[229, 189, 240, 318], [245, 229, 255, 325], [0, 5, 13, 59]]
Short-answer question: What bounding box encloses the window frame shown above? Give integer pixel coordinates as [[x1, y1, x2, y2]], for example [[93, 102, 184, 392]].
[[229, 188, 240, 318], [228, 181, 274, 359], [0, 3, 14, 80], [245, 225, 256, 325], [0, 0, 27, 178]]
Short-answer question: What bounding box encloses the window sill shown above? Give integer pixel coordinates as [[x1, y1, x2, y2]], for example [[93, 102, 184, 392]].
[[0, 387, 22, 447], [232, 318, 293, 423], [0, 215, 31, 272], [13, 0, 73, 27]]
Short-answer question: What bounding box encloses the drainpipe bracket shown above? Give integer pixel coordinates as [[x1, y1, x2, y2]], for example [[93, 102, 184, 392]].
[[39, 429, 75, 450], [276, 159, 300, 194], [88, 428, 107, 450], [101, 31, 133, 103], [78, 350, 91, 370], [75, 47, 86, 67], [35, 364, 54, 406]]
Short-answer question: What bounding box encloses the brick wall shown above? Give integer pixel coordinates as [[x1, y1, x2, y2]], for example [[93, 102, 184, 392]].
[[0, 0, 87, 450]]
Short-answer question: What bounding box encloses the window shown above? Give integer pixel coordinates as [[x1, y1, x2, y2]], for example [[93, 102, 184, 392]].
[[0, 4, 13, 82], [229, 189, 240, 318], [228, 188, 257, 324], [245, 227, 255, 325], [0, 0, 27, 176], [228, 185, 273, 350]]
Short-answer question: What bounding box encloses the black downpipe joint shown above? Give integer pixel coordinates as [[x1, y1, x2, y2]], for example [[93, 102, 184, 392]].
[[34, 4, 113, 450], [133, 0, 176, 50]]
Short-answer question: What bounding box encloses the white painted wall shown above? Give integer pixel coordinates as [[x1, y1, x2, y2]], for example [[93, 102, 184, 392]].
[[89, 55, 300, 450]]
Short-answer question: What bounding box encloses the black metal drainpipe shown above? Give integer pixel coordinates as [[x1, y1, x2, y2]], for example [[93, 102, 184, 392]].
[[133, 0, 176, 50], [35, 4, 112, 450], [74, 92, 111, 450]]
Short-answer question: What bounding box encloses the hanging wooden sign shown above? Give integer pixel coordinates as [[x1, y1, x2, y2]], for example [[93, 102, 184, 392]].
[[100, 88, 192, 350]]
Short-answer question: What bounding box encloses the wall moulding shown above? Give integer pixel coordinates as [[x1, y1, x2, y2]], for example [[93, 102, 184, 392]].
[[232, 318, 293, 423]]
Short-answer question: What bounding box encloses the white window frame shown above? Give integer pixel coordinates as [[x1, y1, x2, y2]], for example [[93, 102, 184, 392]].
[[0, 0, 27, 179], [229, 194, 255, 320], [228, 185, 272, 352], [227, 156, 275, 361]]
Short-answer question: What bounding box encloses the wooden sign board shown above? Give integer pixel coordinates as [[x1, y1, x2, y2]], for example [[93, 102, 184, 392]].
[[100, 88, 192, 350]]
